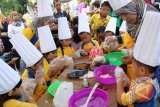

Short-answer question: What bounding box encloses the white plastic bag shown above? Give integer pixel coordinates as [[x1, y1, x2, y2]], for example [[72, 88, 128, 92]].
[[35, 67, 44, 84], [63, 55, 74, 66], [115, 66, 130, 86], [53, 81, 73, 107], [21, 78, 36, 101]]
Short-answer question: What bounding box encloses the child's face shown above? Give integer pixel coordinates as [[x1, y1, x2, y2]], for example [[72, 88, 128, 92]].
[[80, 32, 91, 44], [100, 6, 111, 17], [9, 87, 22, 98], [60, 39, 71, 47], [31, 58, 44, 73], [47, 51, 57, 61], [105, 31, 114, 37], [98, 32, 105, 40]]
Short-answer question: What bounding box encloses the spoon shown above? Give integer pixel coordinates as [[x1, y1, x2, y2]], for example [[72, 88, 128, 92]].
[[80, 83, 99, 107]]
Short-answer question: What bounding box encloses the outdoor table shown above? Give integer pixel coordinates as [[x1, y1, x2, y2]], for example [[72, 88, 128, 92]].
[[37, 56, 117, 107]]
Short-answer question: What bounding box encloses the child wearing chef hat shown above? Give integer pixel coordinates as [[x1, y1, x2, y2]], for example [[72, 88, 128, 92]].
[[10, 33, 48, 101], [104, 17, 117, 37], [38, 25, 61, 82], [116, 11, 160, 107], [78, 14, 100, 55], [0, 59, 37, 107], [57, 17, 75, 58]]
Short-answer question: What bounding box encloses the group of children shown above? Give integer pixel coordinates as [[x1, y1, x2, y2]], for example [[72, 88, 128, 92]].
[[0, 0, 160, 107]]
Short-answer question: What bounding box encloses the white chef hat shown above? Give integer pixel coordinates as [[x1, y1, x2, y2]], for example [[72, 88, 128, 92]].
[[38, 25, 57, 53], [119, 20, 127, 33], [133, 11, 160, 67], [58, 17, 72, 40], [78, 14, 90, 34], [10, 33, 43, 67], [105, 17, 117, 34], [107, 0, 132, 11], [0, 59, 21, 94], [37, 0, 53, 17]]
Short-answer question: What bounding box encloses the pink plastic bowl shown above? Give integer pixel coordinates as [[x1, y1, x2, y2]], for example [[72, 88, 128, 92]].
[[69, 88, 110, 107], [94, 65, 116, 84]]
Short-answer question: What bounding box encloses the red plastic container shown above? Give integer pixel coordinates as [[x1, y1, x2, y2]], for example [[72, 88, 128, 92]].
[[94, 65, 116, 84], [69, 88, 110, 107]]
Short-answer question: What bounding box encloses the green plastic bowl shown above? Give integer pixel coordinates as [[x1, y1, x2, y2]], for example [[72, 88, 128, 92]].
[[48, 81, 62, 96], [104, 52, 126, 66]]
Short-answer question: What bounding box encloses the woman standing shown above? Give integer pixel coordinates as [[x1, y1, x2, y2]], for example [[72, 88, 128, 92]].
[[8, 11, 24, 38], [108, 0, 158, 40]]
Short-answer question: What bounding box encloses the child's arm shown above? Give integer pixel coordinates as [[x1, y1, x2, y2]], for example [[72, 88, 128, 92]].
[[117, 79, 155, 106], [117, 79, 125, 105], [115, 67, 131, 105]]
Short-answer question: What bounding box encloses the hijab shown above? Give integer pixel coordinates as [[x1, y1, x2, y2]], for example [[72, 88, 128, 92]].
[[114, 0, 158, 39]]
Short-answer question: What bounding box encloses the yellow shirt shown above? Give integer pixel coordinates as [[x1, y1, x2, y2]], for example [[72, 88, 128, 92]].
[[121, 32, 134, 49], [79, 40, 100, 50], [3, 99, 37, 107], [90, 14, 111, 39], [57, 46, 75, 58], [22, 27, 40, 47], [43, 58, 50, 82]]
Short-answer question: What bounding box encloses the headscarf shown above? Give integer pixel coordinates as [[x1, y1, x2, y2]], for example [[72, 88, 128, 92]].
[[114, 0, 158, 39]]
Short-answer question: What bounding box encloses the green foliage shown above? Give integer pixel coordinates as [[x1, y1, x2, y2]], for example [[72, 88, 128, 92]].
[[0, 0, 28, 16]]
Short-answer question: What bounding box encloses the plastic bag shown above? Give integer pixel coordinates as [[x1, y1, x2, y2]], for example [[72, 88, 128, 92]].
[[53, 81, 73, 107], [21, 78, 36, 100], [115, 66, 130, 86], [102, 36, 119, 52], [50, 57, 65, 70], [35, 67, 45, 84], [72, 50, 82, 59], [63, 55, 74, 66]]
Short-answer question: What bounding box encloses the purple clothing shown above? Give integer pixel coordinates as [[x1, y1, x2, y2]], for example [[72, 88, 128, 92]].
[[71, 42, 80, 51]]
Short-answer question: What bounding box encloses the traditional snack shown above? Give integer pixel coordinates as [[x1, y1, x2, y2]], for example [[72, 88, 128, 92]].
[[74, 62, 90, 70], [102, 36, 119, 52], [100, 74, 112, 78]]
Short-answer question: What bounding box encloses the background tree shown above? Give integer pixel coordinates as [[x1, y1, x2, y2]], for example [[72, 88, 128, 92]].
[[0, 0, 28, 16]]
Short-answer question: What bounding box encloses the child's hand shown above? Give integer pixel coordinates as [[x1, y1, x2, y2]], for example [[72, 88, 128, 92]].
[[71, 50, 82, 59], [48, 66, 59, 78], [80, 51, 88, 56], [122, 55, 133, 64], [50, 57, 64, 70]]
